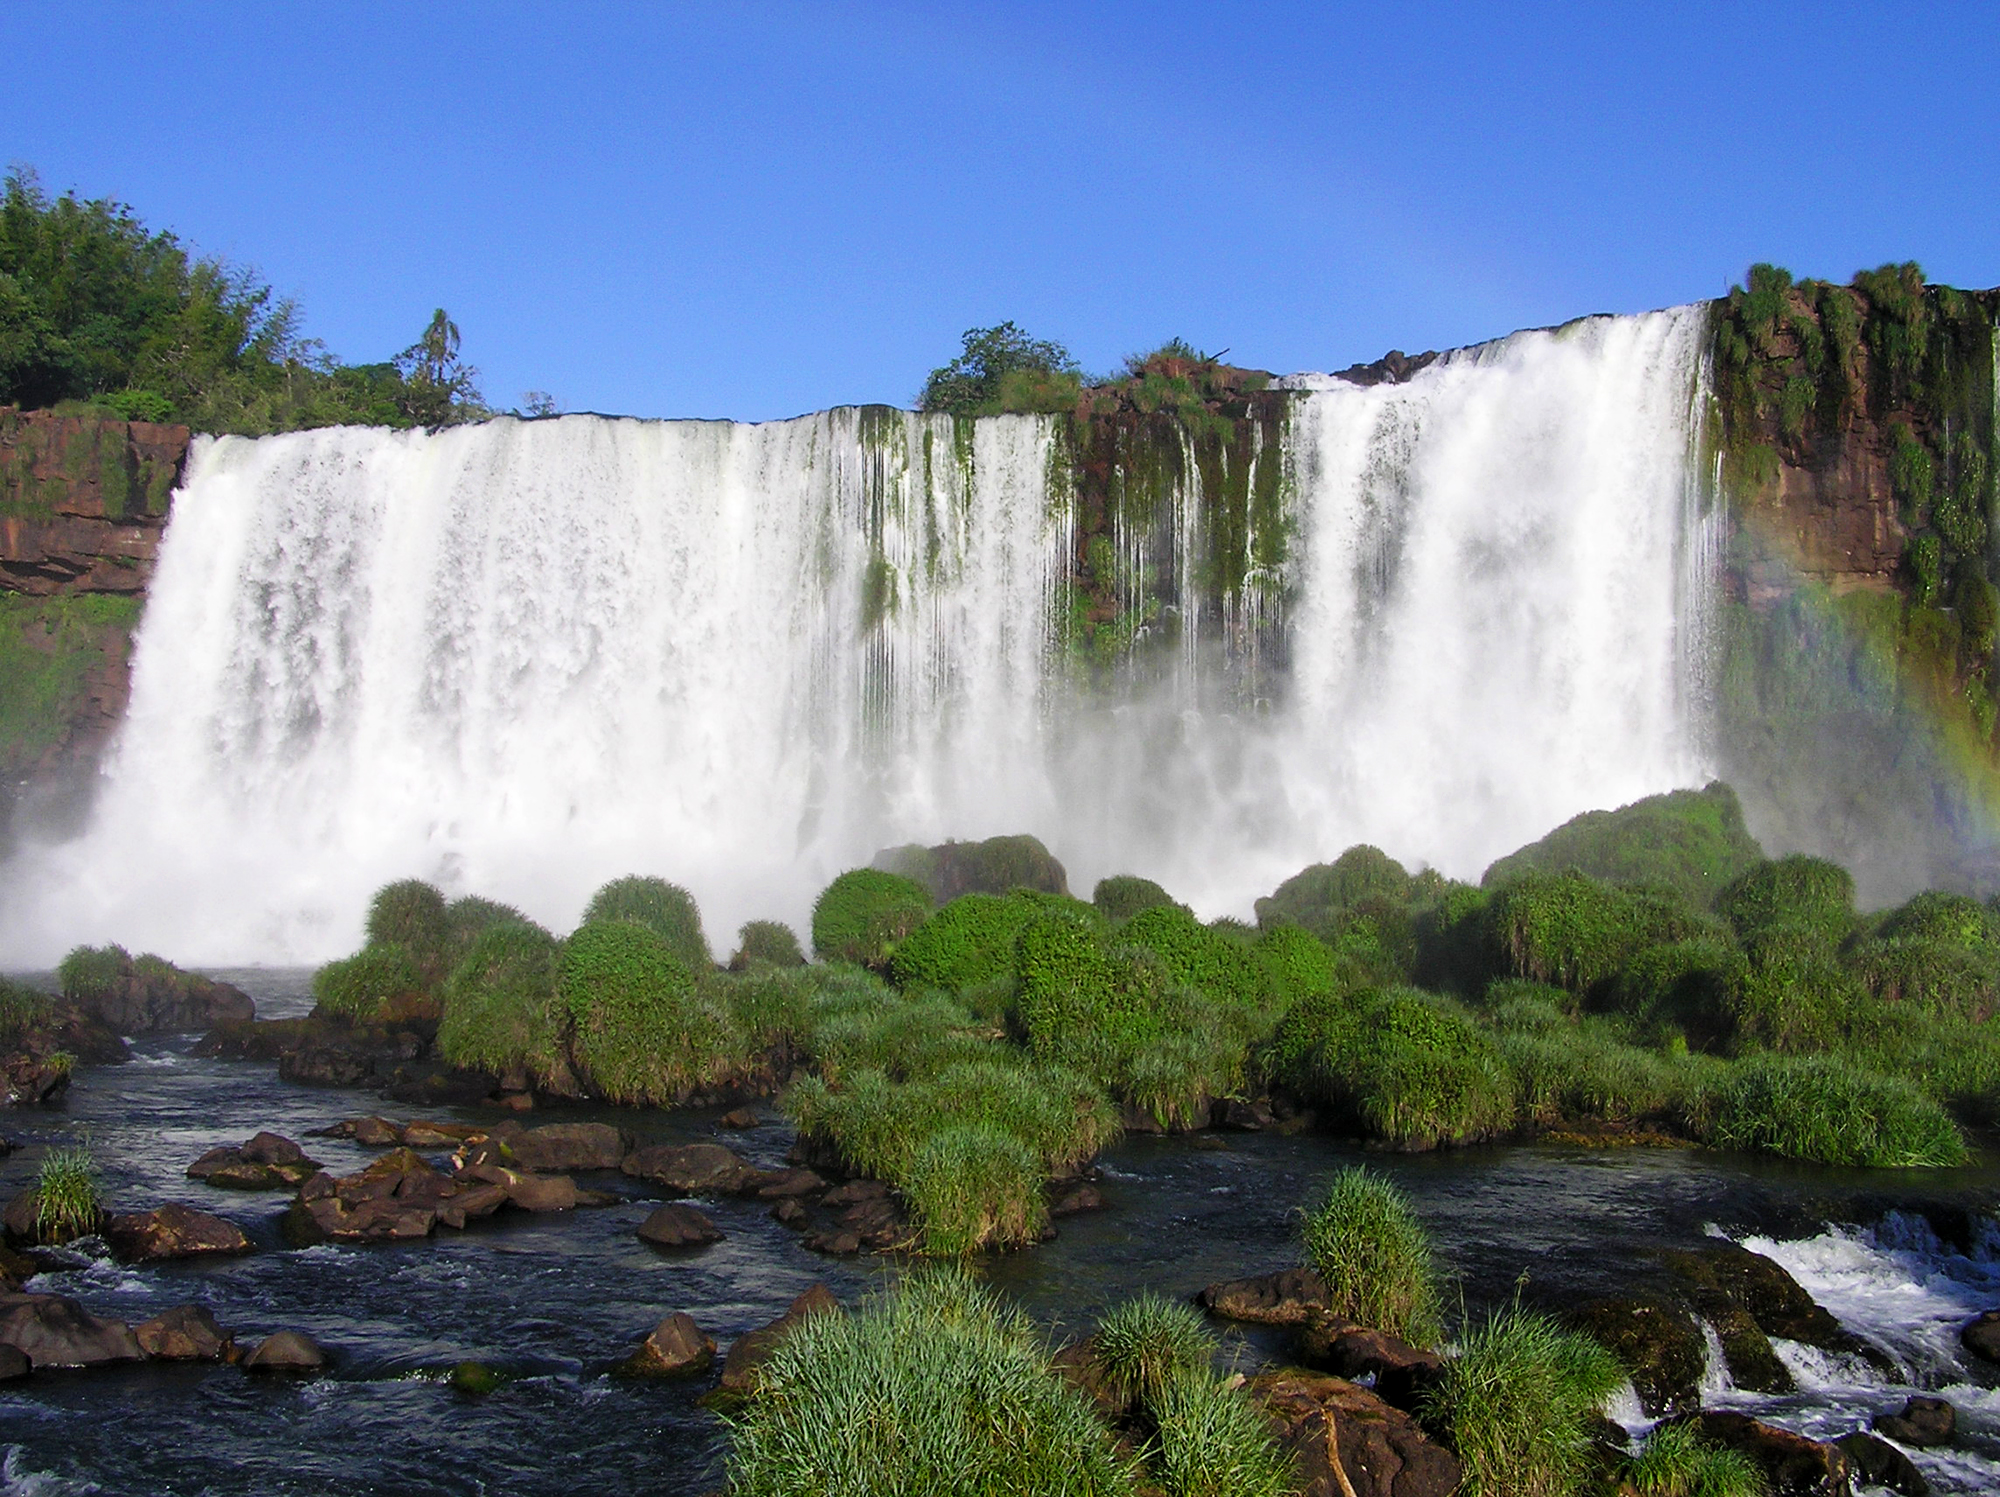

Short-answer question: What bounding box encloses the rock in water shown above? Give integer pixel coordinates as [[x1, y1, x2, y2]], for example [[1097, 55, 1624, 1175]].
[[1568, 1296, 1706, 1417], [719, 1285, 841, 1393], [1693, 1412, 1851, 1497], [243, 1330, 328, 1372], [1873, 1394, 1955, 1448], [105, 1204, 253, 1263], [637, 1204, 723, 1248], [1295, 1318, 1446, 1413], [0, 1292, 143, 1367], [135, 1305, 235, 1361], [0, 1343, 26, 1380], [1835, 1431, 1927, 1497], [619, 1313, 716, 1377], [1960, 1309, 2000, 1363], [1198, 1267, 1330, 1325], [503, 1122, 629, 1172], [1253, 1369, 1462, 1497], [621, 1142, 761, 1195]]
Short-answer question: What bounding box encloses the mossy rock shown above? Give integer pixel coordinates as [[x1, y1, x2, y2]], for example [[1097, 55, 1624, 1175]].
[[1091, 875, 1179, 924], [1481, 783, 1765, 909], [1569, 1297, 1706, 1417], [872, 834, 1068, 902]]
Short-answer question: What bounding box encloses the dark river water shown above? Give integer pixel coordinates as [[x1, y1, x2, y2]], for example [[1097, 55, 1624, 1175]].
[[3, 970, 1999, 1495]]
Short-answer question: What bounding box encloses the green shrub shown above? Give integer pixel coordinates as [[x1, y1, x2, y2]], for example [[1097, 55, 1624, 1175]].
[[1253, 924, 1344, 1003], [806, 987, 991, 1083], [1301, 1166, 1441, 1346], [557, 918, 733, 1104], [730, 919, 806, 969], [1729, 927, 1872, 1052], [56, 944, 129, 1002], [1480, 784, 1764, 909], [1014, 913, 1123, 1056], [1123, 904, 1267, 1010], [1880, 889, 1998, 948], [34, 1144, 101, 1244], [1316, 989, 1516, 1148], [581, 874, 710, 970], [312, 943, 424, 1022], [1623, 1421, 1768, 1497], [1148, 1366, 1296, 1497], [444, 894, 530, 960], [1421, 1306, 1625, 1497], [901, 1123, 1047, 1254], [1611, 938, 1746, 1050], [1708, 1053, 1966, 1166], [1255, 846, 1412, 942], [1093, 874, 1180, 924], [1410, 880, 1493, 995], [437, 921, 564, 1083], [1849, 935, 1998, 1021], [1483, 871, 1700, 994], [1093, 1293, 1216, 1401], [1716, 856, 1855, 947], [1499, 1022, 1678, 1127], [875, 834, 1069, 901], [0, 979, 55, 1046], [365, 879, 451, 983], [890, 893, 1040, 992], [724, 1267, 1132, 1497], [707, 964, 817, 1050], [811, 868, 932, 969]]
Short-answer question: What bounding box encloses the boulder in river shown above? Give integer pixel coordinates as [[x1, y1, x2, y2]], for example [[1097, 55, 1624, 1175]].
[[135, 1305, 235, 1362], [1252, 1368, 1462, 1497], [1664, 1241, 1890, 1382], [1568, 1296, 1706, 1417], [637, 1204, 723, 1248], [801, 1179, 913, 1255], [65, 952, 254, 1034], [187, 1133, 321, 1189], [1690, 1411, 1852, 1497], [501, 1122, 630, 1172], [1959, 1309, 2000, 1363], [0, 1344, 25, 1380], [619, 1312, 716, 1377], [621, 1141, 762, 1195], [105, 1203, 252, 1263], [1836, 1431, 1928, 1497], [1295, 1316, 1445, 1413], [1198, 1266, 1331, 1325], [718, 1285, 841, 1394], [243, 1329, 328, 1372], [0, 1292, 143, 1367], [1873, 1394, 1955, 1448]]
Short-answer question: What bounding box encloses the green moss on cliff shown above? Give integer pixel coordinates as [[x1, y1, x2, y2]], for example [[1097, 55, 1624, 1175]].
[[0, 592, 140, 774]]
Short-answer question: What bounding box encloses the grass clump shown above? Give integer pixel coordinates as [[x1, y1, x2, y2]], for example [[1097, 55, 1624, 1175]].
[[1093, 1293, 1216, 1400], [1300, 1166, 1441, 1346], [437, 920, 565, 1085], [1707, 1053, 1967, 1166], [1716, 855, 1855, 948], [1148, 1367, 1296, 1497], [901, 1124, 1046, 1256], [312, 943, 424, 1022], [1622, 1421, 1768, 1497], [1728, 927, 1871, 1053], [724, 1267, 1133, 1497], [56, 944, 128, 1003], [1320, 988, 1515, 1149], [1421, 1305, 1625, 1497], [1480, 784, 1764, 910], [0, 979, 56, 1046], [1498, 1020, 1681, 1129], [811, 868, 932, 969], [1256, 846, 1413, 943], [889, 892, 1040, 992], [35, 1144, 102, 1244], [557, 918, 735, 1104], [1093, 874, 1180, 924], [365, 879, 451, 980], [1482, 871, 1703, 996], [730, 920, 805, 970], [582, 874, 710, 970]]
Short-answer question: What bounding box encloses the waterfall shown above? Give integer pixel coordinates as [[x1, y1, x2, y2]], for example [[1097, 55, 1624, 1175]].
[[1, 307, 1719, 964]]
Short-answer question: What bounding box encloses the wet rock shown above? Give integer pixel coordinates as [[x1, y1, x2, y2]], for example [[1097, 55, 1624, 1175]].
[[2, 1189, 42, 1243], [719, 1285, 841, 1394], [502, 1173, 579, 1212], [434, 1183, 509, 1231], [1253, 1369, 1462, 1497], [1569, 1296, 1706, 1417], [1706, 1303, 1793, 1393], [1295, 1317, 1445, 1413], [105, 1203, 252, 1263], [239, 1131, 309, 1166], [1959, 1309, 2000, 1363], [802, 1186, 912, 1255], [716, 1107, 760, 1130], [1050, 1338, 1128, 1421], [502, 1122, 629, 1172], [400, 1121, 473, 1149], [1872, 1394, 1955, 1447], [72, 961, 254, 1035], [753, 1168, 823, 1200], [134, 1305, 235, 1362], [449, 1360, 504, 1394], [637, 1204, 723, 1248], [1836, 1431, 1926, 1496], [352, 1116, 402, 1146], [187, 1134, 321, 1189], [243, 1329, 327, 1372], [1217, 1097, 1277, 1131], [1665, 1243, 1889, 1374], [621, 1142, 760, 1195], [1049, 1182, 1103, 1216], [619, 1312, 716, 1377], [770, 1198, 807, 1227], [1691, 1411, 1852, 1497], [0, 1344, 25, 1380], [0, 1292, 143, 1367], [1199, 1266, 1330, 1325], [0, 1245, 36, 1290]]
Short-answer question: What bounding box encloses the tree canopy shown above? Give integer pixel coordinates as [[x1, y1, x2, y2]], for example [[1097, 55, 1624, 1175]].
[[917, 321, 1082, 418]]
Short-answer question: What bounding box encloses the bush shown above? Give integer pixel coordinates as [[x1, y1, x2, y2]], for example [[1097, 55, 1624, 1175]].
[[730, 920, 805, 970], [1421, 1306, 1625, 1497], [0, 979, 55, 1046], [437, 921, 564, 1084], [1093, 1293, 1216, 1401], [444, 894, 530, 959], [1093, 874, 1180, 924], [725, 1268, 1132, 1497], [1849, 935, 1998, 1021], [811, 869, 932, 969], [1301, 1167, 1441, 1346], [1014, 913, 1123, 1056], [1728, 927, 1872, 1052], [312, 943, 424, 1022], [1717, 856, 1855, 947], [1499, 1021, 1680, 1127], [1148, 1366, 1296, 1497], [901, 1124, 1047, 1254], [1879, 889, 1998, 948], [1255, 846, 1412, 943], [581, 874, 710, 970], [1480, 784, 1764, 909], [1123, 904, 1268, 1010], [1708, 1053, 1966, 1166], [1321, 989, 1516, 1148], [806, 986, 991, 1083], [707, 964, 818, 1051], [56, 944, 129, 1003], [1610, 938, 1746, 1050], [1483, 871, 1703, 995], [557, 918, 734, 1104], [1623, 1421, 1768, 1497], [1253, 924, 1344, 1003], [34, 1144, 102, 1244], [883, 833, 1069, 900], [890, 893, 1041, 992], [364, 878, 458, 989]]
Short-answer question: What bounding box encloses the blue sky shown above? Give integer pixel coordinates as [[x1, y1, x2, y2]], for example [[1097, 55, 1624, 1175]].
[[5, 2, 1995, 421]]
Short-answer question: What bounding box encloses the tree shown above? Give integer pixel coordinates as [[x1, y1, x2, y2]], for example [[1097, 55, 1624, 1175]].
[[394, 308, 485, 425], [918, 321, 1081, 418]]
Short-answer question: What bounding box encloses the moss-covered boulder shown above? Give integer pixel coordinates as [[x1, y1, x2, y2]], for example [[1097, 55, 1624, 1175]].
[[56, 945, 253, 1033], [872, 834, 1068, 902]]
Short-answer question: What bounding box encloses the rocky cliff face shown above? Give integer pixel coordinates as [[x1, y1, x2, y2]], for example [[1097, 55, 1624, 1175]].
[[0, 408, 191, 840]]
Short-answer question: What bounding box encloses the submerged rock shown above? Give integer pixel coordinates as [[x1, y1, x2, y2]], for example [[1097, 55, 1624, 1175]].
[[637, 1204, 722, 1248], [619, 1312, 715, 1377], [1837, 1431, 1927, 1496], [1663, 1242, 1890, 1384], [135, 1304, 235, 1362], [1873, 1394, 1955, 1448], [0, 1344, 25, 1380], [1198, 1266, 1330, 1325], [621, 1142, 761, 1195], [1252, 1369, 1462, 1497], [105, 1203, 253, 1263], [0, 1292, 143, 1367], [243, 1329, 327, 1372]]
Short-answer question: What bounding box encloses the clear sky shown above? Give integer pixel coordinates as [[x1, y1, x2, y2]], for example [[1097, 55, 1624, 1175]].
[[4, 2, 1996, 421]]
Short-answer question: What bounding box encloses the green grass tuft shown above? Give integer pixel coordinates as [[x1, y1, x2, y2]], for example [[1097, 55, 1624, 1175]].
[[1093, 874, 1180, 924], [1148, 1366, 1296, 1497], [1300, 1166, 1441, 1346], [731, 920, 806, 969], [56, 944, 129, 1003], [1716, 856, 1855, 948], [35, 1144, 102, 1244], [1093, 1292, 1216, 1400], [364, 879, 450, 980], [1623, 1420, 1768, 1497], [901, 1124, 1047, 1255], [312, 943, 424, 1022], [582, 874, 711, 970], [557, 918, 735, 1104], [1708, 1053, 1966, 1167], [810, 868, 932, 969], [437, 920, 565, 1084]]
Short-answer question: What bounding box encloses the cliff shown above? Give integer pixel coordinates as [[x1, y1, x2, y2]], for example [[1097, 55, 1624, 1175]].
[[0, 407, 191, 841]]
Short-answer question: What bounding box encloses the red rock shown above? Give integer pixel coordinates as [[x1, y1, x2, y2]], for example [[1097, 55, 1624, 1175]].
[[105, 1204, 252, 1263], [619, 1312, 715, 1376], [1253, 1370, 1462, 1497], [637, 1204, 723, 1248], [0, 1292, 143, 1367], [1692, 1412, 1852, 1497], [135, 1305, 234, 1361]]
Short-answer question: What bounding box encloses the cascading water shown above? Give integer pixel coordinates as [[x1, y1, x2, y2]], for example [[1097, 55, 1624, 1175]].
[[1, 306, 1720, 964]]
